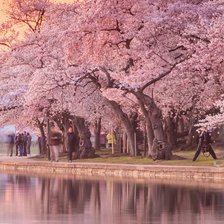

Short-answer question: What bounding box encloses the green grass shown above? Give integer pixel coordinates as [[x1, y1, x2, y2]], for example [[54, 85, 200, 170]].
[[31, 147, 224, 167], [78, 151, 224, 166]]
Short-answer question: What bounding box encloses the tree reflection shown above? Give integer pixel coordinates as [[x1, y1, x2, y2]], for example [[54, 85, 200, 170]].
[[0, 174, 224, 223]]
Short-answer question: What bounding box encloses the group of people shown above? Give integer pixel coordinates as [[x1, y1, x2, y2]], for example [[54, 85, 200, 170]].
[[48, 126, 81, 162], [7, 132, 32, 157]]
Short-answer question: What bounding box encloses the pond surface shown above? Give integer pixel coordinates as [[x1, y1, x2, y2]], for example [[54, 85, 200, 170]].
[[0, 173, 224, 224]]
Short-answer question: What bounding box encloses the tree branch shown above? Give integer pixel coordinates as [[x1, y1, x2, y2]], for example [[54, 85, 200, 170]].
[[141, 56, 190, 92]]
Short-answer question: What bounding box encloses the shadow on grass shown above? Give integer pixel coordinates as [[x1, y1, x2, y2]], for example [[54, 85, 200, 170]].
[[171, 154, 187, 160]]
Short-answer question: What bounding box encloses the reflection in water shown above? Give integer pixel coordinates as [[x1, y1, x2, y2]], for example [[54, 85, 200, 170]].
[[0, 174, 224, 224]]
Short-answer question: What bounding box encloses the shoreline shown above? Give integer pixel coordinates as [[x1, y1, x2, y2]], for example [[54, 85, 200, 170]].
[[1, 158, 224, 183]]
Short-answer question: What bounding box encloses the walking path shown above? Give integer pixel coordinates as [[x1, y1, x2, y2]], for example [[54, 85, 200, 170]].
[[0, 155, 39, 162]]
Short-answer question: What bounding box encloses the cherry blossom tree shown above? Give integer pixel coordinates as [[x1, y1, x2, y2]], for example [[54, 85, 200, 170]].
[[0, 0, 51, 131], [151, 1, 224, 147], [0, 0, 223, 160], [58, 0, 219, 158], [197, 97, 224, 130]]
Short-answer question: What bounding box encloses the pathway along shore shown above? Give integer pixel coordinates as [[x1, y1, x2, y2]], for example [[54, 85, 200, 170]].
[[1, 156, 224, 182]]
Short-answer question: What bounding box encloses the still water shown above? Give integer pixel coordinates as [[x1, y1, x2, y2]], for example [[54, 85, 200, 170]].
[[0, 173, 224, 224]]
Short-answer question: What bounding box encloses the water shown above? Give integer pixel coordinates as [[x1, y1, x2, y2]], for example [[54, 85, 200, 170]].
[[0, 174, 224, 224]]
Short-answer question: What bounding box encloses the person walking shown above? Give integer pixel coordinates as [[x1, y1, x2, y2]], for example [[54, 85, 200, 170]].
[[67, 127, 78, 162], [49, 127, 62, 162], [193, 130, 217, 161]]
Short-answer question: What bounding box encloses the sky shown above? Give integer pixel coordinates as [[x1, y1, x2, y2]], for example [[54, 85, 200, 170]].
[[0, 0, 77, 130], [0, 0, 8, 23], [0, 0, 76, 23], [0, 0, 76, 50]]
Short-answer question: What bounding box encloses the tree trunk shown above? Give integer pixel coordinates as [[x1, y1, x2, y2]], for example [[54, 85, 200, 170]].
[[122, 133, 127, 153], [150, 99, 172, 160], [185, 120, 197, 148], [132, 95, 154, 156], [165, 116, 177, 149], [178, 115, 185, 133], [145, 117, 154, 157], [62, 115, 70, 153], [134, 92, 171, 160], [143, 126, 147, 156], [186, 127, 193, 147], [106, 99, 136, 156], [73, 116, 95, 158], [94, 117, 101, 151], [46, 116, 51, 160], [52, 112, 70, 153], [114, 126, 122, 153], [36, 118, 47, 155]]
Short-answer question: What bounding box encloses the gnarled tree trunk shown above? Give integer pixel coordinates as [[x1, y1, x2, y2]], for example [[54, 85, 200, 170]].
[[73, 116, 95, 158], [133, 96, 154, 156], [185, 120, 197, 149], [106, 99, 136, 156], [134, 92, 171, 160], [165, 116, 177, 150], [150, 101, 171, 160], [52, 111, 70, 153], [94, 117, 101, 151], [145, 118, 154, 157], [62, 115, 70, 152], [36, 118, 47, 155]]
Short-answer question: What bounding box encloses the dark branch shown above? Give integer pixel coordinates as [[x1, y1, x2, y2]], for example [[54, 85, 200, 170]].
[[185, 34, 210, 44], [169, 45, 187, 52], [121, 58, 134, 73], [0, 105, 23, 112], [101, 19, 121, 33], [141, 56, 189, 92], [0, 42, 10, 48]]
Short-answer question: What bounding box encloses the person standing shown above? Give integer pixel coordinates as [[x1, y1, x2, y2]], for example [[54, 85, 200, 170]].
[[23, 131, 28, 156], [7, 133, 15, 157], [16, 133, 24, 156], [15, 133, 20, 156], [49, 127, 62, 162], [38, 136, 42, 154], [26, 133, 32, 155], [67, 127, 77, 162], [38, 136, 46, 155], [106, 132, 113, 149]]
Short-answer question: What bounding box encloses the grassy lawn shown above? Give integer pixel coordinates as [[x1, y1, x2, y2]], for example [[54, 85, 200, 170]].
[[77, 149, 224, 166], [32, 147, 224, 167]]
